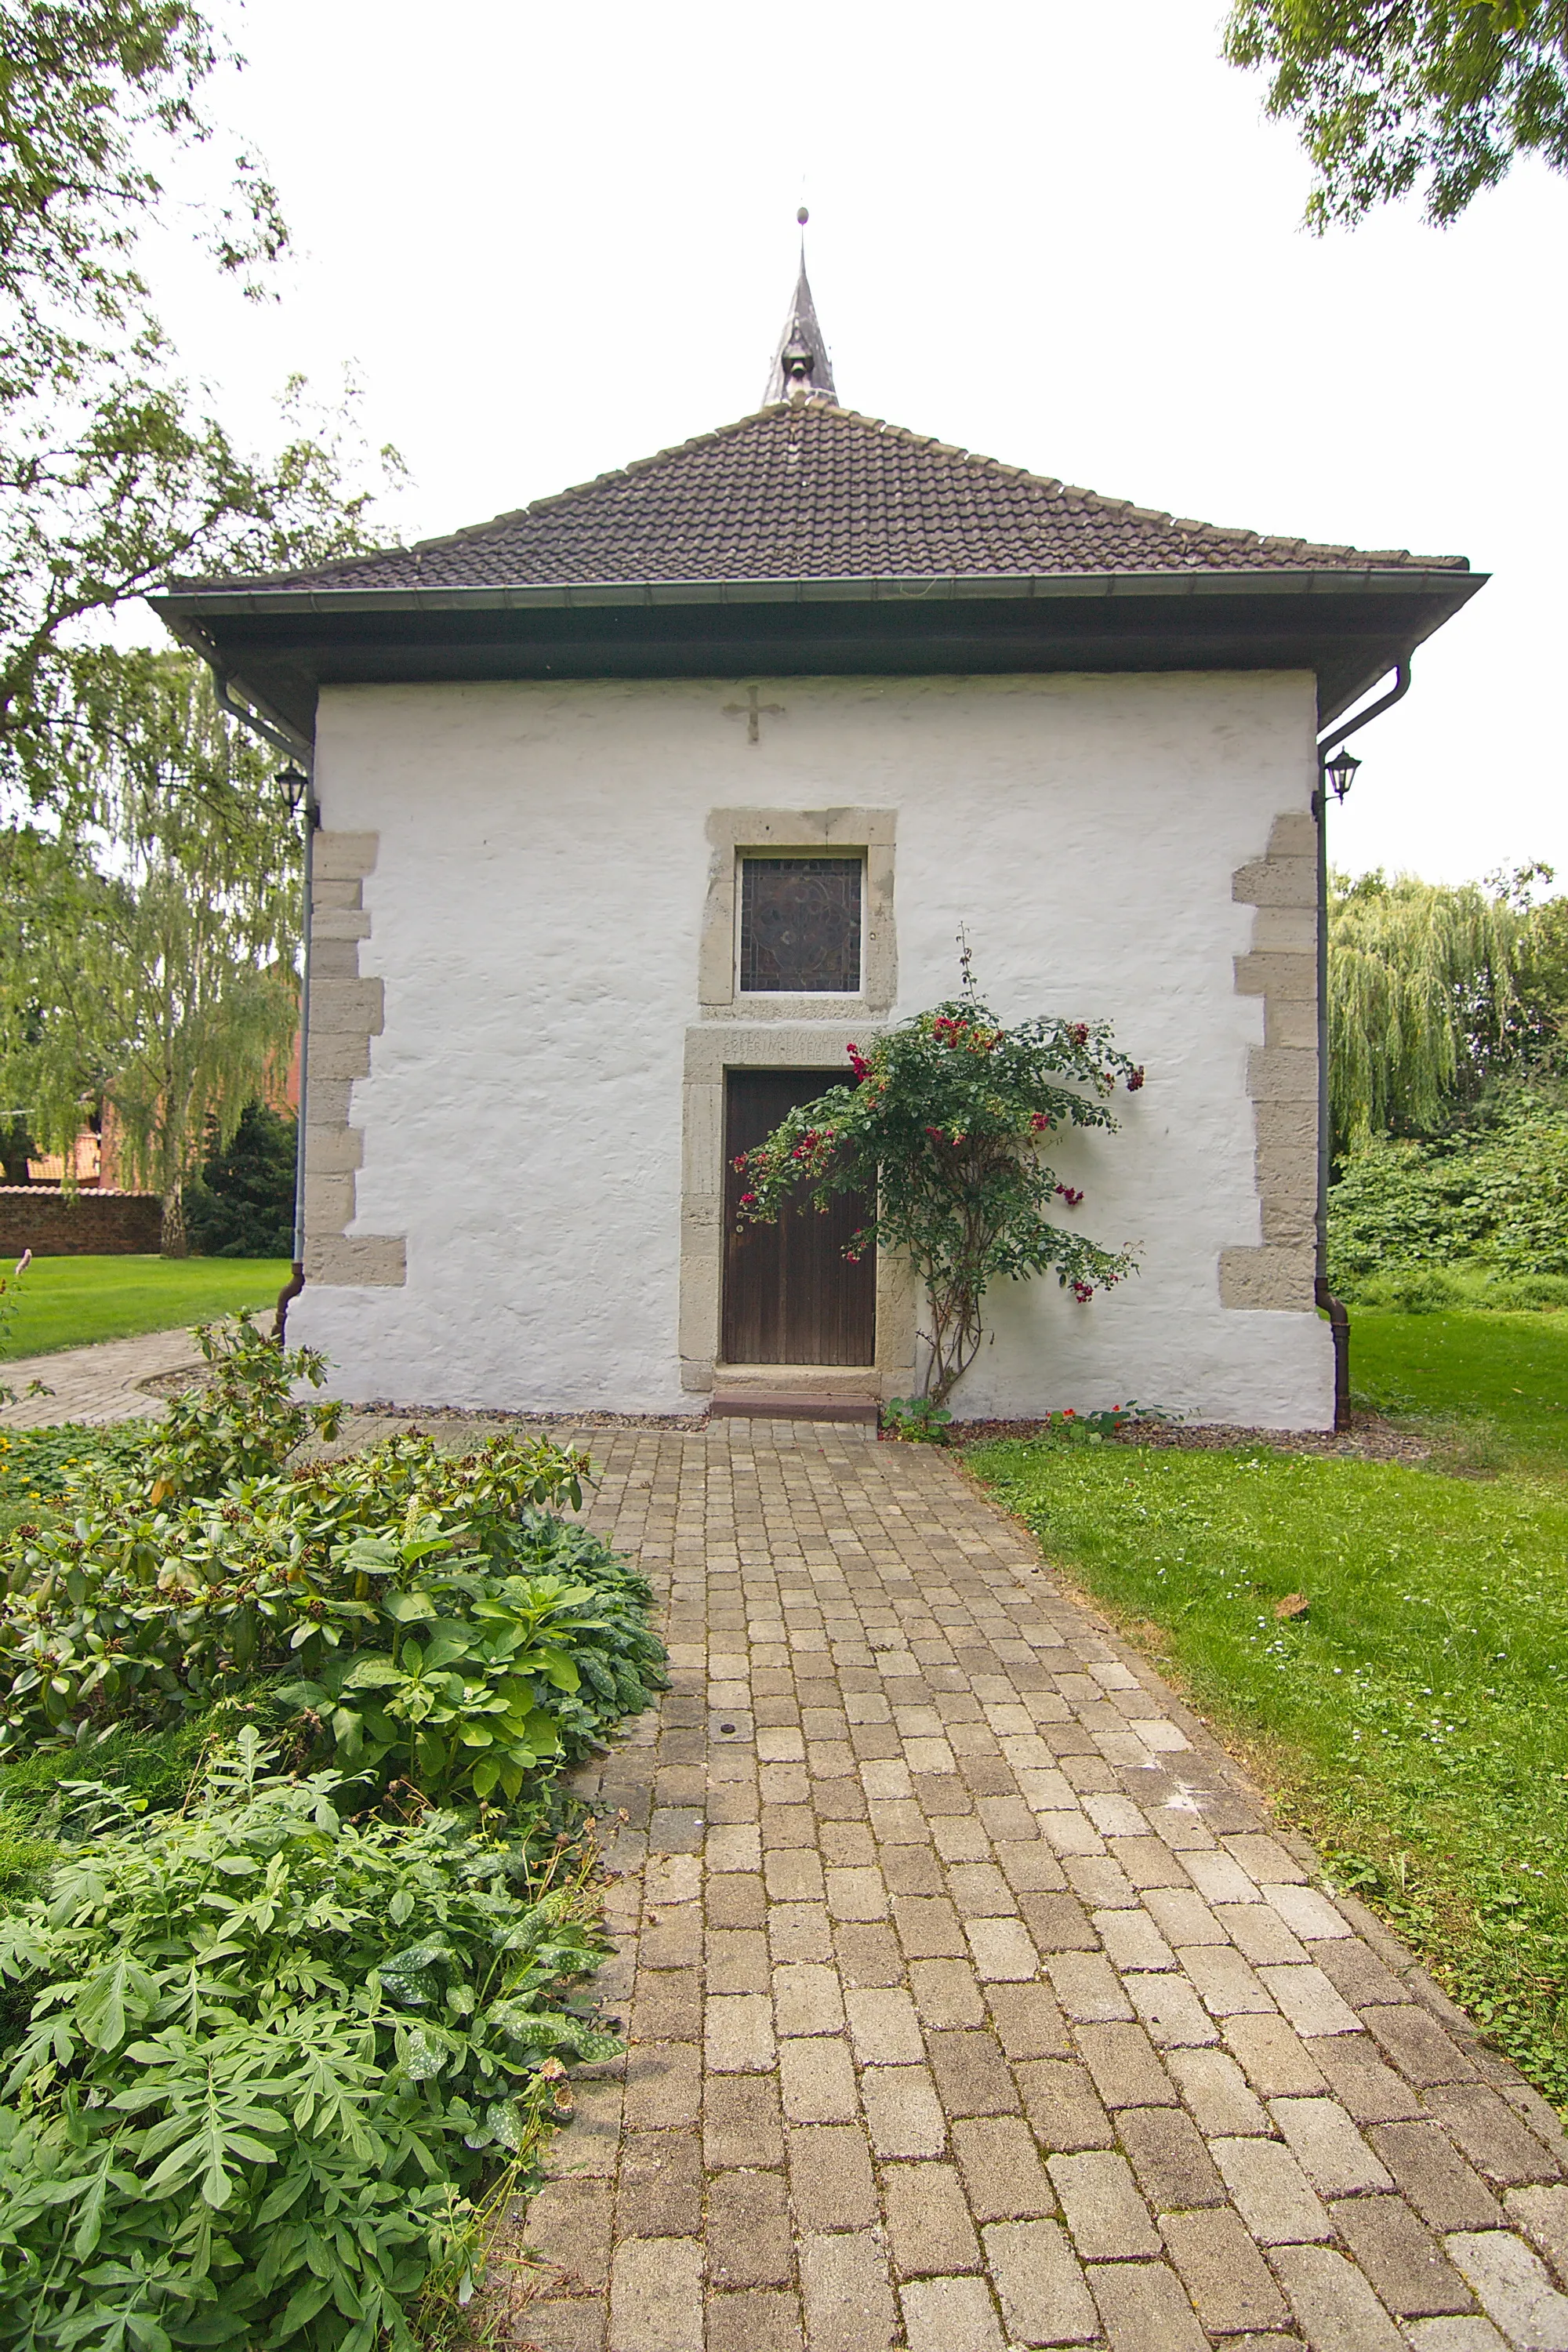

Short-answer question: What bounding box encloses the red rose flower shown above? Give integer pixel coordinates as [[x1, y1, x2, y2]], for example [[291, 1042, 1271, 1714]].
[[1127, 1066, 1145, 1092]]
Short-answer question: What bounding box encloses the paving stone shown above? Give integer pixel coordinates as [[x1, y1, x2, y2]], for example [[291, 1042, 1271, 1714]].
[[1211, 2134, 1333, 2243], [1167, 2045, 1272, 2136], [1075, 2019, 1178, 2109], [624, 2042, 702, 2130], [1225, 2013, 1330, 2097], [1260, 1882, 1353, 1940], [1328, 2194, 1476, 2317], [1444, 2230, 1568, 2348], [779, 2034, 857, 2123], [1047, 2148, 1162, 2259], [1019, 1891, 1102, 1951], [983, 2218, 1098, 2344], [706, 2167, 792, 2288], [1211, 1901, 1312, 1966], [1401, 2320, 1512, 2350], [772, 1962, 845, 2038], [1047, 1949, 1135, 2022], [884, 2160, 983, 2276], [797, 2230, 898, 2351], [985, 1980, 1071, 2059], [843, 1984, 923, 2063], [964, 1915, 1040, 1980], [909, 1956, 986, 2027], [1425, 2083, 1564, 2187], [926, 2028, 1020, 2118], [703, 2071, 784, 2171], [1127, 1969, 1223, 2046], [1117, 2103, 1228, 2209], [898, 2274, 1006, 2352], [1269, 2240, 1407, 2350], [1308, 2035, 1426, 2125], [615, 2129, 703, 2238], [704, 2288, 804, 2352], [1508, 2185, 1568, 2285], [860, 2063, 948, 2158], [786, 2123, 879, 2230], [1370, 2124, 1508, 2232], [1270, 2095, 1393, 2194], [607, 2234, 704, 2352], [1085, 2257, 1210, 2350], [525, 2177, 615, 2290], [1255, 1963, 1363, 2038], [1014, 2056, 1115, 2152], [1160, 2206, 1292, 2334], [1360, 2002, 1479, 2085], [950, 2115, 1056, 2222]]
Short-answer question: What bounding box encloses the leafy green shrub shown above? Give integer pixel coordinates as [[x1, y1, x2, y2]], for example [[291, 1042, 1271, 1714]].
[[0, 1730, 619, 2351], [1329, 1098, 1568, 1291], [0, 1319, 663, 1797], [274, 1516, 666, 1805], [184, 1100, 298, 1258], [1036, 1403, 1150, 1443], [1358, 1266, 1465, 1314], [151, 1308, 343, 1497], [882, 1396, 953, 1443], [1480, 1273, 1568, 1312]]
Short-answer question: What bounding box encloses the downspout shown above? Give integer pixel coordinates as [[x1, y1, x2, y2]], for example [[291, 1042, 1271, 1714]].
[[1313, 657, 1413, 1430], [210, 670, 316, 1345]]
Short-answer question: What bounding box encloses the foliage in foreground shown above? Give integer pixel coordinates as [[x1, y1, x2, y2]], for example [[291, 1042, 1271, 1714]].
[[735, 977, 1142, 1405], [0, 1314, 666, 2345], [0, 1318, 666, 1807], [971, 1410, 1568, 2108], [0, 1732, 618, 2350]]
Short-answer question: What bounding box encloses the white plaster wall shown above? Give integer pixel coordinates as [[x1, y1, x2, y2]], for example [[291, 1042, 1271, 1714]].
[[290, 672, 1334, 1427]]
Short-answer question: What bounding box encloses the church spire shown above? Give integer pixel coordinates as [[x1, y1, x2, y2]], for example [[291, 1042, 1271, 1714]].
[[764, 208, 838, 406]]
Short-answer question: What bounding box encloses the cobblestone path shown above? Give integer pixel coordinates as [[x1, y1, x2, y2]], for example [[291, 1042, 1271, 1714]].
[[514, 1419, 1568, 2352], [0, 1324, 200, 1426]]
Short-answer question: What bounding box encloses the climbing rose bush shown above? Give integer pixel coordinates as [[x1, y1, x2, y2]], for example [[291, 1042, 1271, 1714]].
[[734, 991, 1143, 1406]]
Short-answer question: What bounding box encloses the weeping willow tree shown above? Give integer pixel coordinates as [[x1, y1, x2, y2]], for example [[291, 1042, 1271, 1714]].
[[0, 649, 299, 1252], [1329, 870, 1523, 1157]]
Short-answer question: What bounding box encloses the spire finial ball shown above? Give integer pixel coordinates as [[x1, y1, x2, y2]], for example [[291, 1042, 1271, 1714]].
[[797, 205, 809, 226]]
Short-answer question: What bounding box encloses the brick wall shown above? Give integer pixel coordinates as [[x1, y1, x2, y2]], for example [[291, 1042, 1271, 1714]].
[[0, 1187, 162, 1256]]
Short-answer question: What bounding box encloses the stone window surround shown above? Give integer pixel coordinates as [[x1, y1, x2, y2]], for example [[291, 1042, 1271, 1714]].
[[699, 807, 897, 1019], [678, 1022, 917, 1399], [301, 829, 406, 1287], [1221, 809, 1319, 1312]]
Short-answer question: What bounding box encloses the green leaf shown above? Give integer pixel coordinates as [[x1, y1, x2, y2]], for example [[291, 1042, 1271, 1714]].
[[339, 1655, 404, 1691], [382, 1591, 437, 1625]]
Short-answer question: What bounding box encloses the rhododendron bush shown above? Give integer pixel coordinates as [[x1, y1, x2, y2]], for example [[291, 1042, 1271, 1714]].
[[734, 981, 1144, 1406]]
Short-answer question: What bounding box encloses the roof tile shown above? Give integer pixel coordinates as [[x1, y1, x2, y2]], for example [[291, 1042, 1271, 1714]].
[[183, 403, 1467, 595]]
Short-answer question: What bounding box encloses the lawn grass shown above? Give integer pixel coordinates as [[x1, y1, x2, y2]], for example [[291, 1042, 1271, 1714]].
[[1, 1252, 291, 1359], [967, 1305, 1568, 2109], [1352, 1303, 1568, 1474]]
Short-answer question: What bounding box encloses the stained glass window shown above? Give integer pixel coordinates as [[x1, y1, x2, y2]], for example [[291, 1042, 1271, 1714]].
[[739, 857, 863, 993]]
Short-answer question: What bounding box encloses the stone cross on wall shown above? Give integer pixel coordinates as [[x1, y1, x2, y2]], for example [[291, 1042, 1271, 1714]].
[[722, 685, 784, 745]]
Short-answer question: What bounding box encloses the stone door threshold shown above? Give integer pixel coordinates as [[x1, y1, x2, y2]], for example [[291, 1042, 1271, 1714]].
[[710, 1363, 880, 1424]]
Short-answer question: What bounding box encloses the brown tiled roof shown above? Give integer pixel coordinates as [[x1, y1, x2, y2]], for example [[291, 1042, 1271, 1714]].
[[192, 404, 1467, 594]]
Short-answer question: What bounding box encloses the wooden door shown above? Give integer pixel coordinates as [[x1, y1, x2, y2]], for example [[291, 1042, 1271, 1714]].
[[722, 1070, 877, 1366]]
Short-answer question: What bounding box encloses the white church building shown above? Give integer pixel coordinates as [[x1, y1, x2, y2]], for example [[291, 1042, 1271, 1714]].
[[156, 267, 1480, 1428]]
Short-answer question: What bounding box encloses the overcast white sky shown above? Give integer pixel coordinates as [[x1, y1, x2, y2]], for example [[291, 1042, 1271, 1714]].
[[148, 0, 1566, 884]]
